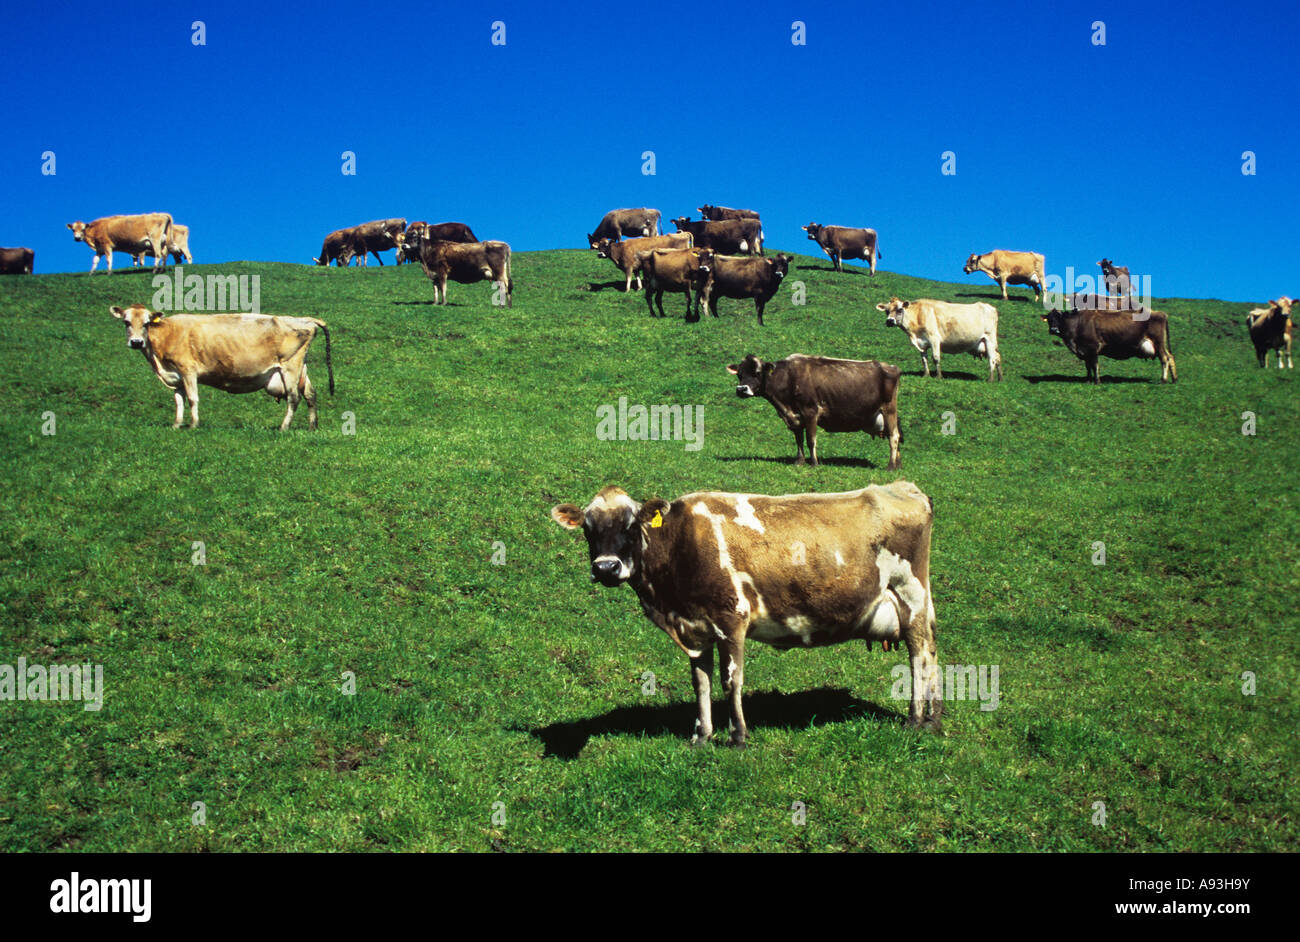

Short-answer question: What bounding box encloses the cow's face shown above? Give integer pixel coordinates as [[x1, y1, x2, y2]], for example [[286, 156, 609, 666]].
[[963, 253, 982, 274], [67, 222, 87, 242], [726, 354, 771, 398], [802, 223, 821, 241], [110, 304, 162, 349], [772, 254, 790, 280], [693, 248, 715, 279], [552, 487, 660, 586], [586, 233, 602, 249], [876, 297, 909, 327], [671, 217, 690, 231], [593, 238, 615, 259], [1274, 297, 1294, 317], [1043, 308, 1067, 337]]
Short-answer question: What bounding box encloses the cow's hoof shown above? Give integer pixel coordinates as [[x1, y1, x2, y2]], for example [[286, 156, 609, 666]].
[[728, 735, 748, 749], [689, 734, 713, 748]]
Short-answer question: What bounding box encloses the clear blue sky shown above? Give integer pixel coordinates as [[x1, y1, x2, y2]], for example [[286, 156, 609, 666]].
[[2, 0, 1295, 301]]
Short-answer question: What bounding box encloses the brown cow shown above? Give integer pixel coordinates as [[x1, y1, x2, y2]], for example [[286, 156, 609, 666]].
[[727, 353, 902, 468], [0, 247, 34, 274], [132, 223, 193, 267], [419, 240, 513, 306], [963, 250, 1045, 301], [1247, 297, 1294, 368], [1043, 307, 1177, 383], [638, 247, 714, 318], [593, 232, 693, 291], [587, 208, 661, 248], [315, 227, 362, 266], [1098, 258, 1131, 298], [698, 204, 761, 221], [671, 217, 763, 255], [801, 223, 880, 274], [109, 304, 333, 430], [698, 254, 789, 325], [398, 221, 478, 263], [550, 481, 941, 744], [351, 218, 408, 266], [67, 213, 173, 274]]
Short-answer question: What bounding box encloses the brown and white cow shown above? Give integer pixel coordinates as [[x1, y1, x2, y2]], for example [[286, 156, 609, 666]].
[[671, 217, 763, 255], [698, 254, 789, 325], [419, 239, 513, 306], [802, 223, 880, 274], [109, 304, 333, 430], [1247, 297, 1294, 368], [1098, 258, 1131, 298], [315, 227, 362, 266], [727, 354, 902, 468], [638, 247, 714, 318], [351, 218, 408, 266], [594, 232, 693, 292], [550, 482, 941, 745], [876, 297, 1003, 380], [963, 250, 1045, 301], [587, 208, 660, 248], [0, 247, 34, 274], [398, 221, 478, 263], [1043, 307, 1176, 383], [698, 204, 761, 221], [132, 223, 193, 267], [68, 213, 173, 274]]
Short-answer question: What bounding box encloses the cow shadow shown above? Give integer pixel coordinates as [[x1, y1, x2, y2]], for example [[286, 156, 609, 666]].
[[392, 299, 466, 306], [954, 291, 1039, 303], [713, 454, 881, 469], [901, 369, 982, 381], [1023, 373, 1153, 385], [795, 264, 867, 275], [520, 687, 897, 759], [586, 280, 630, 293]]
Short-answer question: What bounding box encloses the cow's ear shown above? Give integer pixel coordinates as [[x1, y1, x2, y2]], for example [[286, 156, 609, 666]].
[[726, 364, 739, 375], [762, 362, 775, 376], [110, 306, 125, 320], [902, 301, 909, 308], [148, 310, 164, 323], [637, 499, 670, 529], [551, 504, 584, 530], [67, 223, 75, 230], [874, 303, 888, 311]]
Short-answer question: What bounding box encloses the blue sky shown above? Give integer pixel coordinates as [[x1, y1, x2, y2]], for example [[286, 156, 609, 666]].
[[1, 0, 1296, 300]]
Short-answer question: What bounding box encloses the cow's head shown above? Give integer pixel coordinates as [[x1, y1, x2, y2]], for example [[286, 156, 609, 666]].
[[1042, 308, 1070, 337], [551, 487, 666, 587], [1098, 258, 1113, 273], [110, 304, 163, 349], [67, 222, 87, 242], [592, 238, 616, 259], [726, 354, 772, 398], [670, 217, 692, 231], [772, 254, 790, 280], [963, 253, 983, 274], [802, 223, 822, 241], [1274, 297, 1295, 317], [876, 297, 909, 327], [698, 205, 715, 219]]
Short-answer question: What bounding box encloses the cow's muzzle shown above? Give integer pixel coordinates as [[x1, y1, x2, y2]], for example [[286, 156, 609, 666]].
[[128, 338, 145, 349], [591, 557, 627, 586], [735, 385, 755, 398]]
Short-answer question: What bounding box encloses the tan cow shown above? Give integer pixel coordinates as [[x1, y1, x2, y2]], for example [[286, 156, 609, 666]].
[[132, 223, 193, 267], [1247, 297, 1294, 368], [638, 247, 714, 319], [418, 240, 513, 306], [68, 214, 173, 274], [876, 297, 1003, 380], [593, 232, 693, 291], [963, 249, 1045, 301], [109, 304, 333, 430]]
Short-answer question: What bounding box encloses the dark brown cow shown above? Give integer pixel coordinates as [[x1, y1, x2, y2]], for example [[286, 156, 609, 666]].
[[314, 227, 362, 266], [594, 232, 693, 291], [398, 221, 478, 263], [550, 482, 941, 745], [351, 218, 407, 266], [638, 247, 714, 318], [1246, 297, 1294, 368], [727, 354, 902, 468], [419, 239, 513, 306], [1098, 258, 1132, 298], [698, 204, 761, 221], [802, 223, 880, 274], [670, 217, 763, 255], [0, 247, 34, 274], [587, 208, 660, 248], [1043, 307, 1177, 383], [698, 254, 789, 325]]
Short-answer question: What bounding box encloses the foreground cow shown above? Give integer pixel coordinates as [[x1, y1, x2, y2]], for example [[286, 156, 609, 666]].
[[876, 297, 1003, 380], [68, 213, 173, 274], [594, 232, 692, 292], [963, 250, 1045, 301], [699, 254, 789, 324], [1043, 307, 1177, 383], [132, 223, 193, 267], [587, 208, 660, 248], [671, 217, 763, 255], [728, 354, 902, 468], [419, 239, 513, 306], [550, 482, 941, 744], [802, 223, 879, 274], [0, 247, 34, 274], [109, 304, 333, 429], [698, 204, 761, 221], [1098, 258, 1131, 297], [1247, 297, 1294, 368], [639, 247, 713, 318], [315, 227, 361, 266], [398, 221, 478, 263]]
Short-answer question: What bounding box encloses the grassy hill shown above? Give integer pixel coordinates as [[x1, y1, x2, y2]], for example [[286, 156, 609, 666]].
[[0, 250, 1295, 851]]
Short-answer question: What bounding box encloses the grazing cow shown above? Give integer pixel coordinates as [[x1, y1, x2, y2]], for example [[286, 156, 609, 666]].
[[698, 254, 790, 325], [67, 213, 173, 274], [132, 223, 193, 267], [876, 297, 1003, 381], [593, 232, 693, 292], [0, 247, 34, 274], [315, 227, 362, 266], [418, 239, 513, 306], [1098, 258, 1131, 298], [550, 481, 941, 745], [698, 204, 761, 221], [802, 223, 880, 274], [109, 304, 333, 430], [638, 247, 714, 318], [727, 353, 902, 468], [1246, 297, 1294, 368], [351, 218, 408, 266], [670, 217, 763, 255], [587, 208, 661, 248], [1043, 307, 1177, 383], [398, 221, 478, 263], [963, 250, 1045, 301]]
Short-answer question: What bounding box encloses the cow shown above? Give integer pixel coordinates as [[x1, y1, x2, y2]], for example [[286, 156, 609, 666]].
[[670, 217, 763, 255], [108, 304, 333, 430], [315, 227, 362, 266], [67, 213, 173, 274], [549, 481, 941, 745], [1098, 258, 1131, 298], [351, 218, 407, 266], [398, 221, 478, 263], [802, 223, 880, 274], [1043, 307, 1177, 383], [1246, 297, 1294, 368], [132, 223, 193, 267], [638, 247, 714, 319], [698, 254, 790, 325], [586, 208, 660, 248], [876, 297, 1003, 381], [593, 232, 693, 292], [963, 250, 1045, 301], [418, 239, 513, 306], [727, 353, 902, 468], [0, 247, 34, 274], [698, 204, 761, 221]]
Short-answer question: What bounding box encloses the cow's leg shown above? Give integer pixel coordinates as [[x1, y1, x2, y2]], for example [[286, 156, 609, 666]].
[[834, 251, 842, 273], [172, 390, 185, 429], [999, 278, 1008, 300], [183, 375, 200, 428], [717, 636, 748, 746], [689, 647, 715, 745], [903, 597, 942, 730], [933, 348, 943, 380], [870, 249, 877, 275], [90, 253, 100, 274], [1086, 353, 1100, 384], [105, 251, 113, 274], [644, 286, 657, 318], [884, 403, 902, 470], [806, 418, 821, 466], [373, 251, 383, 266], [302, 368, 319, 431], [920, 350, 931, 378], [755, 299, 765, 326], [1165, 350, 1177, 383], [792, 425, 806, 464]]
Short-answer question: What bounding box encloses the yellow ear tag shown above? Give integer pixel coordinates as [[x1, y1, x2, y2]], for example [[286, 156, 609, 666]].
[[649, 511, 663, 528]]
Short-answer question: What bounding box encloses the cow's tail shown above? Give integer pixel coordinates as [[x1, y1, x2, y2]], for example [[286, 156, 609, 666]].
[[1163, 314, 1173, 355], [313, 320, 334, 394]]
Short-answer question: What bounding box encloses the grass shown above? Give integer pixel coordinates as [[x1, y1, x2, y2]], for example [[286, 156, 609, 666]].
[[0, 250, 1295, 851]]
